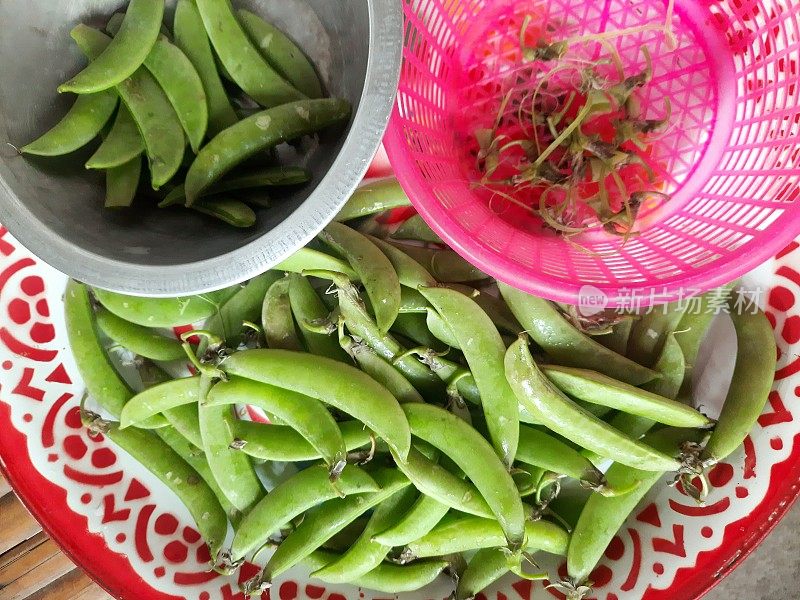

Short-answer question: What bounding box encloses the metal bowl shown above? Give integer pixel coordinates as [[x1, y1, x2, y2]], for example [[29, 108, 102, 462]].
[[0, 0, 401, 296]]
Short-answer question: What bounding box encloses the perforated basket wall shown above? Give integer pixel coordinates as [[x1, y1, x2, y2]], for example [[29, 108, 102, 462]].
[[384, 0, 800, 306]]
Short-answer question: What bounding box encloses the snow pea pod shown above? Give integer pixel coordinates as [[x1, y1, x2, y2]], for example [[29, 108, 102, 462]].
[[392, 214, 444, 244], [192, 197, 257, 228], [164, 403, 203, 449], [366, 234, 437, 289], [456, 548, 510, 600], [206, 376, 346, 471], [97, 307, 185, 362], [627, 302, 684, 367], [230, 465, 379, 561], [60, 0, 164, 93], [105, 155, 141, 208], [336, 177, 411, 222], [289, 274, 349, 362], [319, 221, 401, 332], [542, 365, 711, 428], [205, 272, 282, 347], [402, 403, 525, 548], [221, 349, 411, 459], [21, 92, 117, 156], [505, 337, 680, 472], [499, 283, 658, 385], [390, 313, 446, 351], [372, 493, 450, 547], [303, 550, 447, 594], [311, 486, 418, 583], [420, 287, 519, 466], [231, 420, 371, 462], [262, 278, 303, 350], [391, 242, 488, 283], [70, 25, 184, 188], [406, 515, 569, 558], [237, 9, 323, 99], [173, 0, 237, 135], [86, 105, 144, 169], [195, 0, 305, 107], [517, 425, 605, 488], [702, 303, 776, 463], [120, 377, 200, 429], [426, 308, 459, 348], [276, 248, 357, 280]]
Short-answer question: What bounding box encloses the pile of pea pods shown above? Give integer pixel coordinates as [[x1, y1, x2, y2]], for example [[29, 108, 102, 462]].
[[21, 0, 349, 226], [64, 177, 776, 598]]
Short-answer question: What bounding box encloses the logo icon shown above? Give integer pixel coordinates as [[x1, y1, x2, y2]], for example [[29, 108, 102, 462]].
[[578, 285, 608, 316]]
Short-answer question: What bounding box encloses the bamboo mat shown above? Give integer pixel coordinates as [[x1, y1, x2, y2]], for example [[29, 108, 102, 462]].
[[0, 474, 110, 600]]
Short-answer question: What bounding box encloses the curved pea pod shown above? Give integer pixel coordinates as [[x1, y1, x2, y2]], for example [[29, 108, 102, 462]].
[[237, 9, 323, 99], [367, 235, 437, 290], [120, 377, 200, 429], [311, 486, 418, 584], [275, 248, 357, 280], [96, 307, 185, 362], [505, 337, 680, 472], [420, 287, 520, 467], [86, 105, 145, 169], [60, 0, 164, 93], [568, 427, 703, 584], [402, 403, 525, 549], [392, 214, 444, 244], [446, 284, 521, 336], [372, 493, 450, 547], [336, 177, 411, 222], [517, 425, 605, 488], [303, 550, 448, 594], [498, 282, 659, 385], [92, 285, 234, 327], [702, 302, 776, 463], [289, 274, 350, 362], [390, 242, 488, 283], [231, 420, 371, 462], [426, 308, 459, 348], [205, 271, 282, 347], [222, 348, 411, 459], [406, 514, 569, 558], [195, 0, 305, 108], [230, 465, 379, 561], [456, 547, 511, 600], [70, 25, 185, 189], [319, 221, 401, 332], [206, 376, 346, 472], [542, 365, 712, 428], [259, 469, 411, 583], [21, 92, 118, 156], [173, 0, 238, 136], [627, 302, 684, 367], [104, 423, 227, 562], [393, 446, 492, 517], [191, 197, 257, 228], [163, 403, 203, 449], [105, 155, 142, 208], [262, 278, 303, 350]]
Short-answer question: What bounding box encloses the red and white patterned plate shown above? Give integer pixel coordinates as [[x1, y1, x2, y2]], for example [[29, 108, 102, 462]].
[[1, 160, 798, 600]]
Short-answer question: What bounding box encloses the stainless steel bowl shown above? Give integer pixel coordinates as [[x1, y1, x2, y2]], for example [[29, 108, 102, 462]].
[[0, 0, 401, 296]]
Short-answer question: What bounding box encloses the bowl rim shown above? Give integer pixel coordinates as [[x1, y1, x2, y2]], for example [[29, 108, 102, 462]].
[[0, 0, 402, 297]]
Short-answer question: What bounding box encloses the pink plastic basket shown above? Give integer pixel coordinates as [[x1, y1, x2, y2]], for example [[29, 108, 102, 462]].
[[384, 0, 800, 306]]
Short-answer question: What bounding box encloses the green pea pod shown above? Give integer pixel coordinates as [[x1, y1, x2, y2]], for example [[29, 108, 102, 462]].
[[261, 468, 411, 582], [457, 547, 510, 600], [195, 0, 305, 108], [70, 25, 184, 189], [597, 317, 634, 355], [191, 197, 257, 228], [517, 425, 604, 488], [92, 285, 234, 327], [288, 274, 350, 362], [21, 92, 118, 156], [60, 0, 164, 93], [627, 302, 684, 367], [505, 337, 680, 472], [312, 486, 418, 584], [205, 271, 282, 347], [391, 242, 488, 283], [206, 376, 346, 471], [97, 303, 187, 361], [86, 105, 145, 169], [392, 214, 444, 244], [64, 281, 164, 427], [406, 514, 569, 558], [230, 465, 379, 561], [237, 9, 323, 99], [568, 427, 702, 584], [702, 302, 776, 463], [392, 446, 492, 517], [120, 377, 200, 429], [402, 403, 525, 549], [105, 155, 142, 208], [186, 97, 350, 204], [275, 248, 357, 280], [231, 420, 371, 462], [398, 288, 429, 314], [426, 308, 459, 348], [199, 392, 263, 513], [390, 313, 446, 351], [420, 287, 520, 467], [542, 365, 711, 428], [163, 403, 203, 449], [262, 278, 303, 350], [446, 284, 521, 336], [173, 0, 238, 135], [303, 550, 448, 594], [372, 494, 450, 547], [320, 221, 401, 332], [336, 177, 412, 222], [221, 349, 411, 460], [104, 423, 228, 562], [366, 235, 437, 290]]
